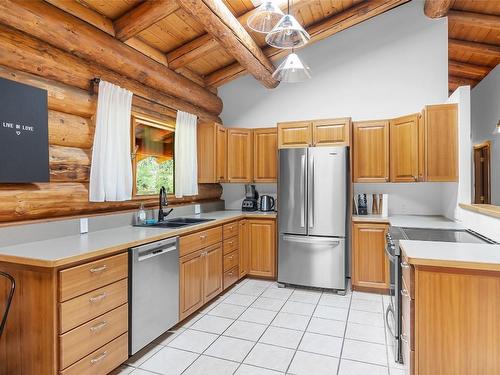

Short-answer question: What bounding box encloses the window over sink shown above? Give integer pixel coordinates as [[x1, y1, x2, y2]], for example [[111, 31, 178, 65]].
[[132, 114, 175, 196]]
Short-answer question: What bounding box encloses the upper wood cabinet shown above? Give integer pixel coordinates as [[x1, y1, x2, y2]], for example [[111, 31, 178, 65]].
[[216, 124, 228, 183], [423, 104, 458, 182], [277, 121, 312, 148], [247, 219, 276, 278], [197, 122, 227, 183], [353, 120, 390, 183], [277, 118, 351, 148], [312, 118, 351, 146], [253, 128, 277, 183], [227, 128, 253, 183], [390, 114, 419, 182], [352, 222, 390, 292]]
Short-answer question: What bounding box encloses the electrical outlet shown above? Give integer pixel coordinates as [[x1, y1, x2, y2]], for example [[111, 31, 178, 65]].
[[194, 204, 201, 214], [80, 218, 88, 234]]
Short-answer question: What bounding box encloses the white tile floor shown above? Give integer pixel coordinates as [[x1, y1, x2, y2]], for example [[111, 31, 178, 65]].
[[112, 278, 406, 375]]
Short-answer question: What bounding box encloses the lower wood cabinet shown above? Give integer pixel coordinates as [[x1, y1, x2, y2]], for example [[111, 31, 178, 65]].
[[247, 219, 276, 278], [352, 222, 389, 292], [239, 220, 250, 278], [203, 244, 223, 301]]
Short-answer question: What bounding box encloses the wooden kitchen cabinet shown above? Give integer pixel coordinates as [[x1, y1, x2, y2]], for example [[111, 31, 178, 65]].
[[352, 222, 389, 292], [423, 104, 458, 182], [197, 122, 227, 183], [353, 120, 390, 182], [253, 128, 277, 182], [277, 121, 312, 148], [239, 219, 250, 278], [312, 118, 351, 146], [390, 114, 419, 182], [227, 128, 253, 182], [247, 219, 276, 278], [203, 244, 223, 301], [179, 249, 205, 319]]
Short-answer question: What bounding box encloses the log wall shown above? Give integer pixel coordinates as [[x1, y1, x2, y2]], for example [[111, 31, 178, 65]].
[[0, 31, 222, 224]]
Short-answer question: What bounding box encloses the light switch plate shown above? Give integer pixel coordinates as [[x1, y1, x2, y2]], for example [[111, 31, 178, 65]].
[[194, 204, 201, 214], [80, 218, 88, 234]]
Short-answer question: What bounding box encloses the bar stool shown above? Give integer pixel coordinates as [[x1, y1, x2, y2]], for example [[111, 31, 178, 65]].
[[0, 271, 15, 338]]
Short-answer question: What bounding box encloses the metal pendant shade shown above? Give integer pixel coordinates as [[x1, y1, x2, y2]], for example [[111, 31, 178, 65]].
[[272, 52, 311, 83], [247, 1, 284, 33], [265, 14, 311, 49]]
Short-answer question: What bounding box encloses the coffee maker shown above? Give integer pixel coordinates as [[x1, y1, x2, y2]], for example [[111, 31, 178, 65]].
[[242, 184, 259, 211]]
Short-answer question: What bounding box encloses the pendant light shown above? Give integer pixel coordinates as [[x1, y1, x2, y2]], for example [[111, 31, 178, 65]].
[[247, 1, 284, 33], [272, 50, 311, 83], [265, 0, 310, 49]]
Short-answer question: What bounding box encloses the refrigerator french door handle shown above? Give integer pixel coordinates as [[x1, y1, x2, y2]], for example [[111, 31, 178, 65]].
[[300, 154, 306, 228], [308, 153, 314, 228]]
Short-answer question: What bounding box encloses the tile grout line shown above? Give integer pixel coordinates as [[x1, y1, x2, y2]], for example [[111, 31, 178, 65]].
[[335, 288, 353, 375]]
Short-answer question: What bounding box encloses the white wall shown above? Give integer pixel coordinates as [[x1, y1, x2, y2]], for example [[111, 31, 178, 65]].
[[471, 66, 500, 205], [221, 1, 450, 213]]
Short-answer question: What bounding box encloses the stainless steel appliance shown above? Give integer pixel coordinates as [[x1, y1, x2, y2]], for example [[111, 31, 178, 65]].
[[259, 195, 275, 212], [385, 227, 496, 364], [278, 147, 348, 291], [242, 184, 259, 211], [129, 237, 179, 355]]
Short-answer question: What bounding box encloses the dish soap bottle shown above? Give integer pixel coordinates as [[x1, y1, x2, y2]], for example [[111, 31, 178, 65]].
[[137, 203, 146, 225]]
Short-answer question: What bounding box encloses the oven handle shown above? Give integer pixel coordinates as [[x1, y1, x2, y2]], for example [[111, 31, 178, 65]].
[[385, 305, 396, 339], [384, 243, 396, 263]]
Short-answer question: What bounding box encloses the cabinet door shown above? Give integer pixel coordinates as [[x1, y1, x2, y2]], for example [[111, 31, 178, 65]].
[[254, 128, 277, 182], [179, 250, 204, 320], [239, 220, 249, 278], [248, 219, 276, 278], [227, 128, 253, 182], [353, 121, 390, 183], [425, 104, 458, 182], [197, 121, 217, 183], [216, 124, 228, 182], [312, 118, 351, 146], [203, 244, 223, 303], [352, 223, 389, 292], [390, 114, 419, 182], [277, 121, 312, 148]]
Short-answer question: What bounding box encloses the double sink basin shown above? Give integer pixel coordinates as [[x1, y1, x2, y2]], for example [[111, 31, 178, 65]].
[[134, 217, 214, 229]]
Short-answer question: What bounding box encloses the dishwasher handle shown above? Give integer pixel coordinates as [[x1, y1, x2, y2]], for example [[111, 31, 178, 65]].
[[131, 237, 178, 262], [137, 245, 177, 262]]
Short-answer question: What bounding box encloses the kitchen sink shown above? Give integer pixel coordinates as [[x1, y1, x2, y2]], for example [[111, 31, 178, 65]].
[[134, 217, 214, 228]]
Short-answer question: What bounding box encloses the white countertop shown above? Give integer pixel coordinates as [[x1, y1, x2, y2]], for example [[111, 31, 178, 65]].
[[401, 240, 500, 271], [352, 214, 464, 229], [0, 210, 276, 267]]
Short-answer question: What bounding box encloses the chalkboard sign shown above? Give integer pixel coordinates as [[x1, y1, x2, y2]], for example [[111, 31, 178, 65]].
[[0, 77, 49, 183]]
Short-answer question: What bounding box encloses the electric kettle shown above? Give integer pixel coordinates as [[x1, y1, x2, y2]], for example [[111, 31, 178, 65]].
[[259, 195, 275, 212]]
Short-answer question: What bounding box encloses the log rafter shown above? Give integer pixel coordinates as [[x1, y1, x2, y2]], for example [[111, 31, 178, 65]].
[[424, 0, 453, 19]]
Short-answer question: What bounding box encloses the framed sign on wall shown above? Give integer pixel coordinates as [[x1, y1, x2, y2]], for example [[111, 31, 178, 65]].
[[0, 77, 49, 183]]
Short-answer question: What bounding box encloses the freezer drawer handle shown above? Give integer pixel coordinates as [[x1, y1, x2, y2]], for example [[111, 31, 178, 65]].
[[282, 234, 340, 245], [138, 245, 177, 262]]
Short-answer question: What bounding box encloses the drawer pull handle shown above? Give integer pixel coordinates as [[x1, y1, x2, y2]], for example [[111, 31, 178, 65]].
[[89, 292, 107, 303], [90, 265, 107, 273], [401, 289, 409, 298], [200, 235, 207, 240], [401, 261, 410, 269], [90, 321, 108, 332], [90, 351, 108, 364], [228, 272, 233, 276], [229, 256, 233, 260]]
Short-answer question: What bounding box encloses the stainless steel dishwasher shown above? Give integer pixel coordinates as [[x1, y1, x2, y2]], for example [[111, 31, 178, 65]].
[[129, 237, 179, 355]]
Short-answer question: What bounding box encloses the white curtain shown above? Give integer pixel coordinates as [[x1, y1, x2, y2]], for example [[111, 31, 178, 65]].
[[89, 80, 133, 202], [175, 110, 198, 198]]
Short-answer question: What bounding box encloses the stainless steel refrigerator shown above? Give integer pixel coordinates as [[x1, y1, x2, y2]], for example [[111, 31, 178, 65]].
[[278, 146, 348, 290]]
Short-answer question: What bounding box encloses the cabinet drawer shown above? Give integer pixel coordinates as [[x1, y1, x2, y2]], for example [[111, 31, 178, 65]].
[[223, 266, 238, 290], [179, 226, 222, 257], [223, 251, 239, 272], [59, 253, 128, 302], [60, 279, 128, 333], [223, 221, 239, 239], [60, 333, 128, 375], [59, 304, 128, 369], [401, 254, 414, 299], [223, 236, 239, 255], [401, 278, 414, 351]]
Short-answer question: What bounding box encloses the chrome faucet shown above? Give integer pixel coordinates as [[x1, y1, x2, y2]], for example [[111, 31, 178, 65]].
[[158, 186, 172, 222]]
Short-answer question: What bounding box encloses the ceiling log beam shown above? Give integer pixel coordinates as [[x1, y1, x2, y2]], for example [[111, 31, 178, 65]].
[[449, 75, 478, 91], [176, 0, 278, 88], [114, 0, 179, 41], [0, 0, 222, 114], [449, 39, 500, 64], [449, 60, 491, 81], [206, 0, 409, 87], [447, 10, 500, 30], [424, 0, 453, 18]]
